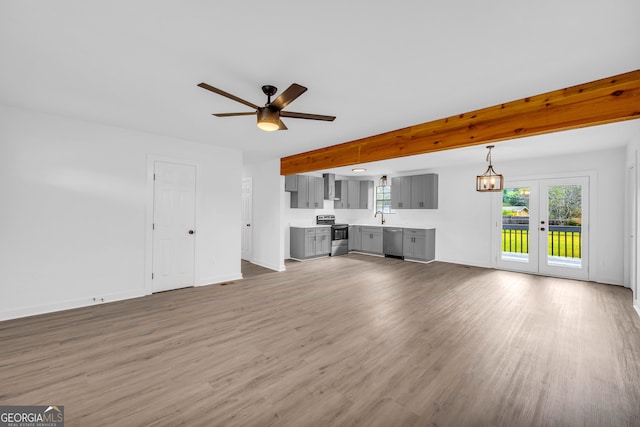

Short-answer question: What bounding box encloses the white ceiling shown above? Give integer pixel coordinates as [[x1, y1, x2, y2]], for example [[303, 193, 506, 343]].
[[1, 1, 639, 170]]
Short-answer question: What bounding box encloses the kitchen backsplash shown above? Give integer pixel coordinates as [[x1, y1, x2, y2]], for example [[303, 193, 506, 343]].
[[285, 192, 438, 228]]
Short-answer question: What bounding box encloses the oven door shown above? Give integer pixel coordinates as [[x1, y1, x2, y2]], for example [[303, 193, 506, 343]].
[[331, 224, 349, 256], [331, 225, 348, 241]]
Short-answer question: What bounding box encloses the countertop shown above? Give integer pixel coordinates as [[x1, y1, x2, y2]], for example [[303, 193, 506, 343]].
[[289, 224, 435, 229], [348, 224, 435, 229]]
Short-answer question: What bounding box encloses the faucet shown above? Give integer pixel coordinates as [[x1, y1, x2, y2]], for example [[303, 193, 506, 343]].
[[375, 210, 386, 225]]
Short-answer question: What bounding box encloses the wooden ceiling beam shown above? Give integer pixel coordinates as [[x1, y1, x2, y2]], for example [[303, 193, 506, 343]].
[[280, 69, 640, 175]]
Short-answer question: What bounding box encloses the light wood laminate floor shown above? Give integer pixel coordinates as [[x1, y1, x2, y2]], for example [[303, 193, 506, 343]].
[[1, 255, 639, 426]]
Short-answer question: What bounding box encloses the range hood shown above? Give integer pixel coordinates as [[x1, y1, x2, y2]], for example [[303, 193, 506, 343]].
[[323, 173, 337, 200]]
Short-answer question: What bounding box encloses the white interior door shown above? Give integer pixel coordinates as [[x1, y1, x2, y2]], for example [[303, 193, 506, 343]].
[[152, 161, 196, 292], [497, 177, 589, 280], [241, 177, 253, 261]]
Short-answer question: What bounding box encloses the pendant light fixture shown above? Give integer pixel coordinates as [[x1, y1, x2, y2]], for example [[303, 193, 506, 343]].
[[379, 175, 388, 186], [476, 145, 504, 192]]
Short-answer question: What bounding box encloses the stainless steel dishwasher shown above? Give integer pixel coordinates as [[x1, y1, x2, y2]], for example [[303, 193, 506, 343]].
[[383, 227, 404, 258]]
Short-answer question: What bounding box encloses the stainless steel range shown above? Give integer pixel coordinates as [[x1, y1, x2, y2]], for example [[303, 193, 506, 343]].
[[316, 215, 348, 256]]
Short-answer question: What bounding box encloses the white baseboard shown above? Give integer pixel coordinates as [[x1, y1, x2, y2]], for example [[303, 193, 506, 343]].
[[404, 258, 436, 264], [348, 251, 385, 257], [196, 274, 242, 286], [289, 255, 329, 262], [250, 258, 286, 272], [436, 257, 491, 269], [0, 289, 146, 322], [634, 300, 640, 318]]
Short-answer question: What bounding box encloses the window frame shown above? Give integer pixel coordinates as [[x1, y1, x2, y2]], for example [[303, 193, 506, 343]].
[[375, 185, 393, 213]]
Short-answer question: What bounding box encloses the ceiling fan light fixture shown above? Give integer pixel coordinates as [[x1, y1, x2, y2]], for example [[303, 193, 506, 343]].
[[199, 82, 335, 131], [257, 108, 280, 132]]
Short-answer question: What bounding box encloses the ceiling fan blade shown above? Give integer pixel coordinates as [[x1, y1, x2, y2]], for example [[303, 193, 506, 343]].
[[280, 111, 336, 121], [213, 112, 257, 117], [269, 83, 307, 111], [198, 83, 259, 110], [278, 119, 288, 130]]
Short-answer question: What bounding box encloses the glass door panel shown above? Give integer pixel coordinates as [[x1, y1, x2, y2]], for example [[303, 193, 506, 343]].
[[496, 181, 539, 273], [539, 178, 589, 280]]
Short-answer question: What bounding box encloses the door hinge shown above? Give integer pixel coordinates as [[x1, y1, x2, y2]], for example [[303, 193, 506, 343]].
[[151, 273, 154, 279], [152, 223, 155, 230]]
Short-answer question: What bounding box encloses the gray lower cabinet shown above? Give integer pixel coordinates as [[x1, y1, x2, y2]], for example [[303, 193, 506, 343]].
[[287, 175, 324, 209], [360, 226, 383, 255], [403, 228, 435, 262], [316, 228, 331, 255], [348, 226, 362, 251], [290, 227, 331, 260]]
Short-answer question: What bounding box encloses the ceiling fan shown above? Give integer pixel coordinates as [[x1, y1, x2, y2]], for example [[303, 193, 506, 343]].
[[197, 82, 336, 131]]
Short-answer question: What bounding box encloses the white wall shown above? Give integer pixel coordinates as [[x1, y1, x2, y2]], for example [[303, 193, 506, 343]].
[[626, 138, 640, 316], [491, 148, 625, 284], [0, 104, 242, 320], [243, 159, 285, 271], [281, 147, 627, 285]]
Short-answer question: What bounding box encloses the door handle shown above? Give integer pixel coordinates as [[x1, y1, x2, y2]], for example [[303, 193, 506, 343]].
[[188, 230, 194, 235], [246, 224, 251, 227], [540, 227, 545, 231]]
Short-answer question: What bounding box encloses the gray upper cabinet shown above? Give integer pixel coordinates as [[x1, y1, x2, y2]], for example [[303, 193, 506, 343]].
[[410, 174, 438, 209], [347, 180, 360, 209], [292, 175, 310, 208], [392, 173, 438, 209], [334, 180, 347, 209], [391, 176, 411, 209], [312, 176, 324, 208], [360, 181, 373, 209], [287, 175, 324, 209], [335, 180, 374, 209], [284, 175, 298, 192]]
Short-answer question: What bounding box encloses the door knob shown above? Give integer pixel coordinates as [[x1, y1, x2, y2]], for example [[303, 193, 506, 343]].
[[188, 230, 194, 235], [246, 224, 251, 227]]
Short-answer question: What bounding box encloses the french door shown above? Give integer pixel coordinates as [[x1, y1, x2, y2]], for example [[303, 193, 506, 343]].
[[496, 177, 589, 280]]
